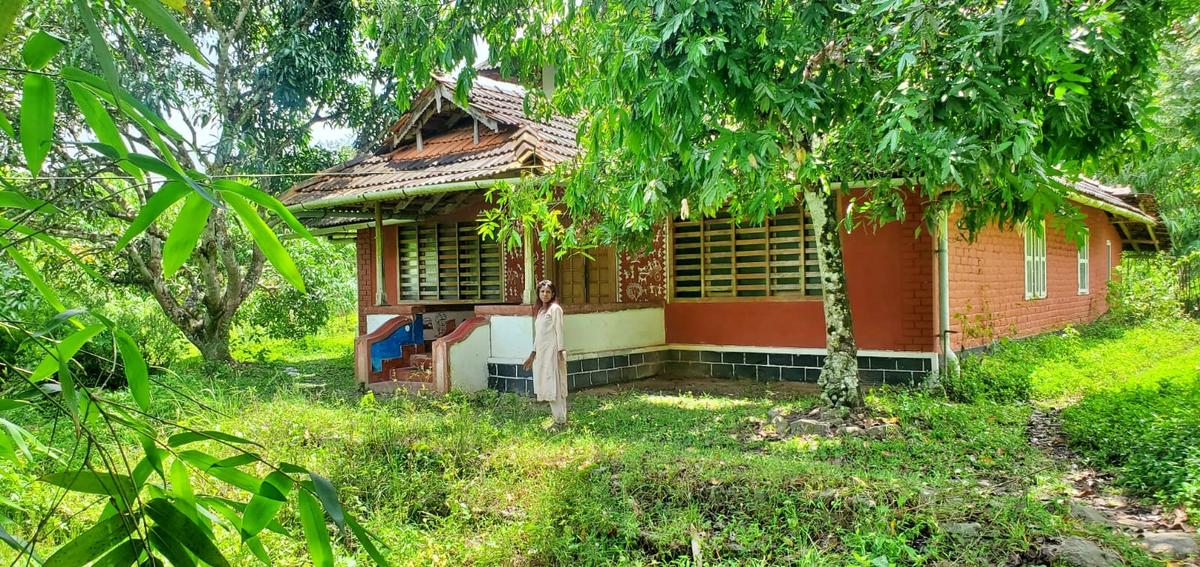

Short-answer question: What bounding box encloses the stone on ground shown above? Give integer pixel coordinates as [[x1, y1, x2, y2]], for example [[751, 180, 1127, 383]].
[[1044, 537, 1122, 567], [1137, 531, 1198, 559]]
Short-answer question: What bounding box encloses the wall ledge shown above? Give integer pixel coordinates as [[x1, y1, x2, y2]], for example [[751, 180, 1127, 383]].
[[476, 302, 664, 316]]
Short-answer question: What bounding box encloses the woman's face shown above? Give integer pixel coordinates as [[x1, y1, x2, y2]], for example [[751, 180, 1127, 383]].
[[538, 286, 554, 304]]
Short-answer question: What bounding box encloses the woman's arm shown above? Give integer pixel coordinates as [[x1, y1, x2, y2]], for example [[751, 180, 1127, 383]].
[[552, 304, 566, 359]]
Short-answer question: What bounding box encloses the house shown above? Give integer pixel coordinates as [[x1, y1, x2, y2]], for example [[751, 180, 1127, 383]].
[[281, 73, 1167, 395]]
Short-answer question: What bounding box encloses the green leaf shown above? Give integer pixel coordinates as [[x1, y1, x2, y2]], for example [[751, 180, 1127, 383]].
[[308, 473, 344, 530], [114, 330, 149, 410], [148, 526, 196, 567], [114, 181, 190, 251], [40, 470, 137, 502], [214, 180, 315, 242], [30, 323, 105, 382], [144, 499, 231, 567], [125, 153, 183, 180], [347, 515, 389, 566], [244, 536, 271, 565], [167, 430, 260, 448], [176, 451, 262, 493], [0, 112, 14, 138], [0, 236, 65, 311], [92, 538, 143, 567], [66, 82, 141, 180], [224, 192, 305, 292], [19, 74, 55, 175], [0, 191, 55, 211], [241, 471, 291, 539], [0, 0, 26, 42], [169, 458, 195, 504], [43, 511, 138, 567], [0, 521, 40, 564], [1, 419, 34, 461], [161, 191, 214, 278], [127, 0, 208, 67], [298, 490, 334, 567], [73, 0, 121, 101], [22, 30, 67, 69], [0, 219, 104, 281]]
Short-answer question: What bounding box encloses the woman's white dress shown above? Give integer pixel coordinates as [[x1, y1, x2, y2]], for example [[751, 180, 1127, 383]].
[[532, 303, 567, 402]]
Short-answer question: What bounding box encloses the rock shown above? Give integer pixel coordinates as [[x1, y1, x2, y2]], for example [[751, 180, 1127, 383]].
[[917, 487, 936, 504], [1044, 537, 1122, 567], [867, 423, 899, 439], [771, 413, 789, 434], [768, 407, 786, 419], [1137, 532, 1198, 559], [789, 419, 831, 436], [841, 426, 863, 436], [1069, 502, 1112, 526], [943, 522, 981, 538]]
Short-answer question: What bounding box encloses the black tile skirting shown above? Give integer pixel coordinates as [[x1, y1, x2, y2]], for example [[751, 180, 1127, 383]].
[[487, 349, 933, 396]]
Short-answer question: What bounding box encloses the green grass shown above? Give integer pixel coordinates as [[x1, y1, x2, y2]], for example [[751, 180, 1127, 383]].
[[10, 315, 1197, 565]]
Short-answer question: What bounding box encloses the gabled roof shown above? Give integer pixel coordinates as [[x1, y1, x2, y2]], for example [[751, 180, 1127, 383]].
[[280, 74, 578, 211], [1066, 177, 1170, 252]]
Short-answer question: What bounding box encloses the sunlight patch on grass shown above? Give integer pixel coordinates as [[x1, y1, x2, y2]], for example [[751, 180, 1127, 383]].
[[638, 393, 758, 410]]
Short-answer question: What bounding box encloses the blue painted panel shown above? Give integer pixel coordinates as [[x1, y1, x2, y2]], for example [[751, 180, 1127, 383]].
[[369, 315, 424, 373]]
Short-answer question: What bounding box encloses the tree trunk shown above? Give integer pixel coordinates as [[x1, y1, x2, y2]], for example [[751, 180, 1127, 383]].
[[804, 184, 863, 408], [194, 326, 233, 363]]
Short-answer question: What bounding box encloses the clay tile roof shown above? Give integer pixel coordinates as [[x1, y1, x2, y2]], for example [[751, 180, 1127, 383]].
[[281, 74, 579, 209]]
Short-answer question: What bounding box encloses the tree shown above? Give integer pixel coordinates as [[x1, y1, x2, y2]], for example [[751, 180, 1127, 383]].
[[381, 0, 1189, 406], [4, 0, 395, 361], [1116, 20, 1200, 253], [1, 7, 387, 565]]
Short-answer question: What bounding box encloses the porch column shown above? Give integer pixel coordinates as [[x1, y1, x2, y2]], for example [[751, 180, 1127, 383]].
[[374, 203, 386, 306], [522, 227, 535, 304]]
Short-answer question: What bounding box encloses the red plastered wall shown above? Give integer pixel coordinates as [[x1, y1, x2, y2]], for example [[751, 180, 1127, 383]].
[[665, 192, 938, 352], [947, 206, 1122, 350]]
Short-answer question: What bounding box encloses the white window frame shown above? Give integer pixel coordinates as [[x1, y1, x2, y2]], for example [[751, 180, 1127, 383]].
[[1024, 220, 1047, 300], [1077, 230, 1090, 295]]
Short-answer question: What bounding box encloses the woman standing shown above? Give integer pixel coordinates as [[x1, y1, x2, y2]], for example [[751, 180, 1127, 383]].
[[523, 280, 568, 426]]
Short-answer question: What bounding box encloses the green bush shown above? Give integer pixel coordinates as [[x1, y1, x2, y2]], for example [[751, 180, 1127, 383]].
[[101, 293, 191, 367], [942, 327, 1087, 403], [1061, 375, 1200, 514], [240, 239, 356, 340], [1108, 252, 1190, 322]]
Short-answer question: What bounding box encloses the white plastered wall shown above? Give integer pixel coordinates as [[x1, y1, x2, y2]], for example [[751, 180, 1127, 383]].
[[489, 307, 666, 363], [446, 323, 491, 392]]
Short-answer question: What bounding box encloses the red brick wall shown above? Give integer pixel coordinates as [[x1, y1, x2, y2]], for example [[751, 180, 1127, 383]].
[[355, 228, 375, 335], [665, 191, 938, 352], [948, 206, 1122, 350]]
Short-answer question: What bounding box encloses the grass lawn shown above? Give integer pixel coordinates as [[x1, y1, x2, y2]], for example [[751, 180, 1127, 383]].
[[6, 315, 1197, 565]]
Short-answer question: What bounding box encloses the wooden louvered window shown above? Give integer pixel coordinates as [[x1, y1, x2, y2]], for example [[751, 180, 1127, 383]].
[[397, 222, 502, 301], [671, 206, 821, 299], [553, 246, 616, 305]]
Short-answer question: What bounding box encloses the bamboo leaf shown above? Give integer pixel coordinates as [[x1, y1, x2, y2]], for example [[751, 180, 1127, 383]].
[[125, 153, 183, 180], [0, 112, 14, 138], [73, 0, 121, 100], [298, 490, 334, 567], [43, 511, 138, 567], [29, 323, 105, 382], [22, 30, 66, 69], [308, 472, 344, 530], [40, 470, 137, 502], [112, 330, 149, 411], [241, 471, 291, 539], [176, 451, 262, 493], [127, 0, 208, 67], [214, 180, 314, 242], [161, 192, 213, 278], [66, 82, 141, 181], [61, 66, 184, 142], [347, 515, 390, 566], [0, 191, 55, 211], [0, 520, 40, 564], [0, 0, 26, 42], [114, 181, 189, 251], [91, 538, 143, 567], [144, 499, 231, 567], [0, 219, 104, 281], [244, 535, 271, 565], [167, 430, 260, 448], [224, 192, 305, 292], [19, 74, 55, 175], [147, 526, 196, 567], [0, 236, 65, 311]]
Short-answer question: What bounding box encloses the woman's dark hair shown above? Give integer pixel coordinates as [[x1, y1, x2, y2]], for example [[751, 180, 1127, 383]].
[[534, 279, 558, 315]]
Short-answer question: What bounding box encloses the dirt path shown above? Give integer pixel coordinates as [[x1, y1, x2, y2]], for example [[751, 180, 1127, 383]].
[[1028, 408, 1199, 565]]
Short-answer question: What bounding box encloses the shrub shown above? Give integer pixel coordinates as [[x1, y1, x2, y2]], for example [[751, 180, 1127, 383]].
[[101, 293, 191, 367], [240, 239, 356, 340], [941, 327, 1086, 403], [1061, 375, 1200, 513], [1108, 252, 1190, 322]]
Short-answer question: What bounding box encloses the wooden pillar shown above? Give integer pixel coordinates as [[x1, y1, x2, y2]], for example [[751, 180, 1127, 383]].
[[522, 227, 535, 304], [374, 203, 386, 306]]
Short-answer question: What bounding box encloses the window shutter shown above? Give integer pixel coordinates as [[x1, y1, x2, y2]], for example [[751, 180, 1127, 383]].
[[396, 221, 501, 301]]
